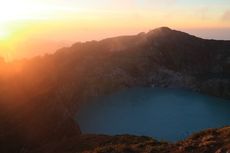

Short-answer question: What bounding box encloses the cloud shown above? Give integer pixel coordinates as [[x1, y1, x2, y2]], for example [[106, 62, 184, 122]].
[[222, 10, 230, 21]]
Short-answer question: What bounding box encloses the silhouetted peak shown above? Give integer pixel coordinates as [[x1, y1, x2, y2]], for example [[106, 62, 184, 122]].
[[148, 27, 172, 34], [146, 27, 177, 39], [156, 27, 172, 31], [146, 27, 199, 42], [137, 32, 146, 36]]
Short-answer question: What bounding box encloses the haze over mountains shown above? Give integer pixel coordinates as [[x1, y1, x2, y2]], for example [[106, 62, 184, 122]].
[[0, 27, 229, 152]]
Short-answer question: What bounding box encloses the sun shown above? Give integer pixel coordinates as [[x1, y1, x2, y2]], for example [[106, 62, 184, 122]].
[[0, 0, 33, 40], [0, 0, 53, 42], [0, 0, 71, 39], [0, 31, 8, 40], [0, 0, 51, 60], [0, 25, 11, 40], [0, 1, 38, 25]]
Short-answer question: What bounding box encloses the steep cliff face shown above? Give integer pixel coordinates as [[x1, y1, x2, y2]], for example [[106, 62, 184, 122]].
[[48, 27, 230, 100]]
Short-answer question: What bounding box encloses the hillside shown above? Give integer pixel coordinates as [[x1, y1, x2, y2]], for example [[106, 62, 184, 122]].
[[21, 126, 230, 153], [0, 27, 229, 152]]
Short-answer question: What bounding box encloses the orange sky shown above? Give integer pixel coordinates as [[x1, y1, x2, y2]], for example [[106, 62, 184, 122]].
[[0, 0, 230, 61]]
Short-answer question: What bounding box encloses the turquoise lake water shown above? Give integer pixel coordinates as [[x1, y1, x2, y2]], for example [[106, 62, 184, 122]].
[[76, 88, 230, 141]]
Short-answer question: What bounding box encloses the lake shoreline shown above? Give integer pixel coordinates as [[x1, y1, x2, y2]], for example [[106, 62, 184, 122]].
[[31, 126, 230, 153], [77, 87, 230, 141]]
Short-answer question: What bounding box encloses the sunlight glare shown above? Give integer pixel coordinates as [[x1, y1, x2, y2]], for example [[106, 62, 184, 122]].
[[0, 31, 8, 40]]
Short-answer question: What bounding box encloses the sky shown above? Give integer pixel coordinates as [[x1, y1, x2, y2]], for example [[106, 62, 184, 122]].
[[0, 0, 230, 61]]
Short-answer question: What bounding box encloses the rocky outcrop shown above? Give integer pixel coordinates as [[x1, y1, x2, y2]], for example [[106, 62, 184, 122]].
[[26, 126, 230, 153], [81, 127, 230, 153]]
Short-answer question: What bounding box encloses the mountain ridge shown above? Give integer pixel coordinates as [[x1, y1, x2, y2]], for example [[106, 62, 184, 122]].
[[50, 27, 230, 99], [0, 27, 229, 152]]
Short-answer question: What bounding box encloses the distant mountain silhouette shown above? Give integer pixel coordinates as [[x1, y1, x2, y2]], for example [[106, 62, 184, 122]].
[[0, 27, 229, 152]]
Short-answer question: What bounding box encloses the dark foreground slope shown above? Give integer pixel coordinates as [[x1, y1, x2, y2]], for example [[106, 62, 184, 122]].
[[0, 27, 229, 152], [28, 126, 230, 153]]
